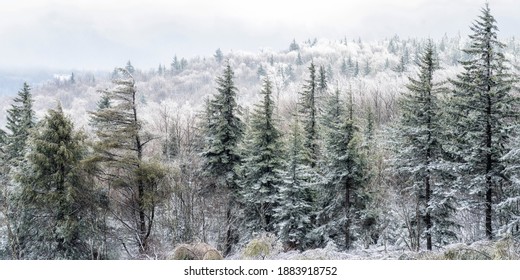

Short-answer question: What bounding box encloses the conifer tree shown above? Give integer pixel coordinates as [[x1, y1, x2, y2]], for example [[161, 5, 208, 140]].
[[274, 116, 314, 250], [315, 89, 369, 249], [447, 4, 517, 240], [125, 60, 135, 74], [318, 65, 328, 93], [202, 64, 244, 255], [15, 105, 102, 259], [393, 41, 456, 250], [4, 82, 35, 162], [241, 77, 284, 235], [299, 62, 319, 168], [89, 68, 165, 255]]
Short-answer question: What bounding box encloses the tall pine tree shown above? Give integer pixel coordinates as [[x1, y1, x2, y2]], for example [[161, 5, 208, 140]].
[[89, 68, 166, 255], [447, 4, 517, 240], [274, 116, 314, 250], [299, 62, 320, 168], [241, 77, 284, 235], [393, 41, 456, 250], [4, 82, 35, 162], [202, 64, 244, 255], [314, 89, 369, 249]]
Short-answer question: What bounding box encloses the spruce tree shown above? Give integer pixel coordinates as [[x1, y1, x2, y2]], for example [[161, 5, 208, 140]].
[[15, 105, 101, 259], [299, 62, 319, 168], [273, 116, 314, 250], [393, 41, 456, 250], [4, 82, 35, 162], [202, 64, 244, 255], [447, 4, 517, 240], [89, 68, 166, 255], [315, 89, 369, 249], [318, 65, 328, 93], [241, 77, 284, 236]]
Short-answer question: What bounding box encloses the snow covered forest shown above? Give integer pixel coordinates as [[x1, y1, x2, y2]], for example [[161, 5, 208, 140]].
[[2, 4, 520, 260]]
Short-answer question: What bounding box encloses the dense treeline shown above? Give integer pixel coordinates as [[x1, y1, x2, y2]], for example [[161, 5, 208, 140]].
[[1, 4, 520, 259]]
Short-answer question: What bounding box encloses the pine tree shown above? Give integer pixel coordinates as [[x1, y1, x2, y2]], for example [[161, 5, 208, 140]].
[[0, 82, 35, 258], [299, 62, 320, 168], [125, 60, 135, 74], [318, 65, 328, 93], [89, 68, 166, 255], [241, 77, 284, 236], [393, 41, 456, 250], [14, 105, 102, 259], [274, 116, 314, 250], [4, 82, 35, 162], [214, 48, 224, 63], [202, 64, 244, 255], [296, 52, 303, 65], [289, 39, 300, 51], [315, 89, 369, 249], [447, 4, 517, 240]]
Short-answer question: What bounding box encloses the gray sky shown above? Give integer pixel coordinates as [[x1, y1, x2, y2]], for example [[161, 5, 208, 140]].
[[0, 0, 518, 71]]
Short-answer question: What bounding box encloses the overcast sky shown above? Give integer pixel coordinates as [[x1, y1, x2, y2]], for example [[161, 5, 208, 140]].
[[0, 0, 518, 71]]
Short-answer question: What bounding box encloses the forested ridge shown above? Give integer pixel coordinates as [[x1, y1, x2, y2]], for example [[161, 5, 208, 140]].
[[1, 4, 520, 259]]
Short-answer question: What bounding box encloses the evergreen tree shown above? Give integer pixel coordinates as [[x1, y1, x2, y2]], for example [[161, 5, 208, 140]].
[[171, 55, 180, 73], [296, 52, 303, 65], [241, 77, 284, 236], [447, 4, 517, 240], [299, 62, 319, 168], [393, 41, 456, 250], [89, 68, 166, 255], [15, 105, 102, 259], [214, 48, 224, 63], [274, 116, 314, 250], [289, 39, 300, 51], [4, 82, 35, 162], [202, 64, 244, 255], [125, 60, 135, 74], [318, 65, 328, 93], [341, 58, 348, 76], [314, 89, 369, 249], [0, 82, 35, 258], [353, 61, 359, 77]]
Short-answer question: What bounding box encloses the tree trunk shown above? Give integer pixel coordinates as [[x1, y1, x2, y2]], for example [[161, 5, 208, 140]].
[[425, 176, 432, 250], [345, 178, 351, 250]]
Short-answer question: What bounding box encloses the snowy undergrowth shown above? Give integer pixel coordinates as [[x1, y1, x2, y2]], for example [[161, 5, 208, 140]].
[[229, 236, 520, 260]]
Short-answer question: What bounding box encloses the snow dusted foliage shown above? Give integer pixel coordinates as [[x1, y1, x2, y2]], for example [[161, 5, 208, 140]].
[[273, 116, 315, 251], [390, 41, 457, 250], [201, 64, 245, 256], [312, 88, 370, 250], [2, 4, 520, 258], [240, 77, 284, 237], [445, 4, 519, 241]]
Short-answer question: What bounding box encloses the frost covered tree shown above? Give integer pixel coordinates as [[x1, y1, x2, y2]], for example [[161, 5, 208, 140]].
[[318, 65, 328, 93], [314, 89, 369, 249], [89, 68, 166, 255], [299, 62, 320, 168], [392, 42, 456, 250], [446, 4, 517, 240], [125, 60, 135, 74], [289, 39, 300, 51], [4, 82, 35, 162], [14, 105, 102, 259], [274, 116, 314, 250], [201, 64, 244, 255], [214, 48, 224, 63], [241, 77, 284, 236], [0, 82, 35, 258]]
